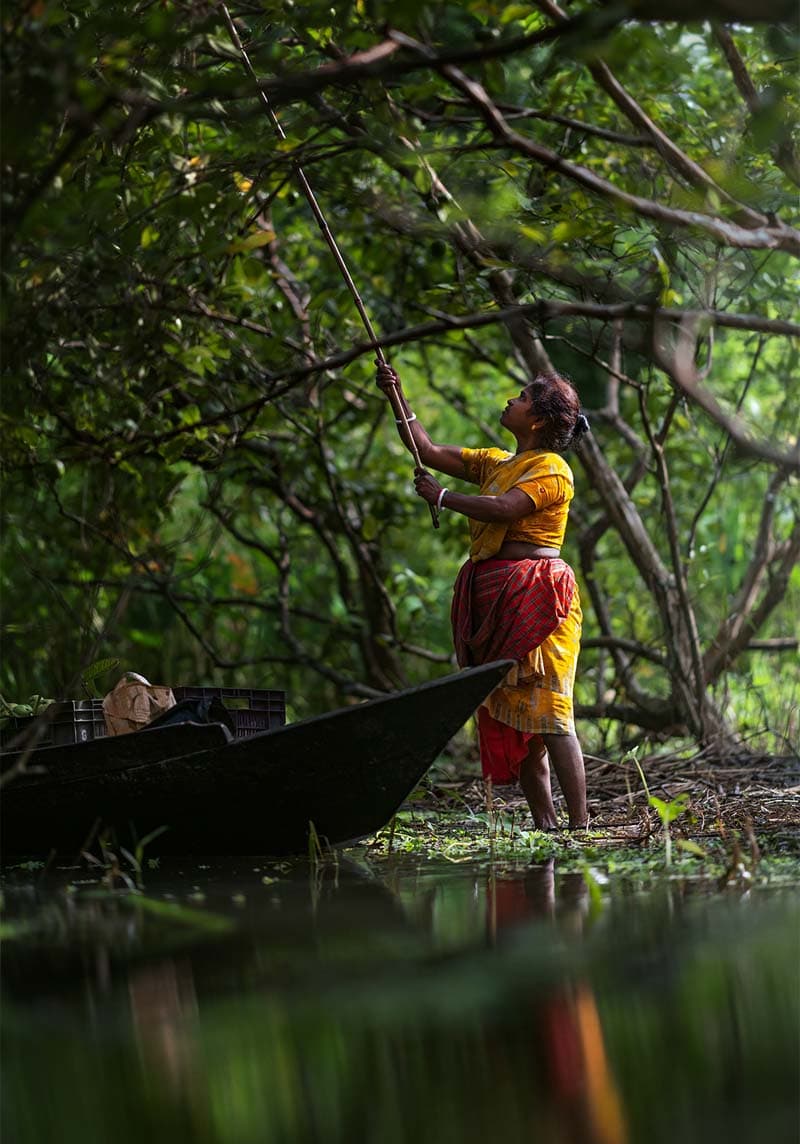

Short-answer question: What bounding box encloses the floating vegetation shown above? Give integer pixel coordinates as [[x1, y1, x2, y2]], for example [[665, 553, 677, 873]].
[[350, 754, 800, 892]]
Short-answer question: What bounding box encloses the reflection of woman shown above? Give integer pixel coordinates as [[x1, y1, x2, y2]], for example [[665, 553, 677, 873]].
[[377, 363, 589, 829], [488, 862, 628, 1144]]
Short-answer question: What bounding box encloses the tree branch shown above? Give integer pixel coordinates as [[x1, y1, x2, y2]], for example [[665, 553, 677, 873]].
[[703, 473, 799, 682], [581, 636, 667, 665], [438, 59, 799, 254], [745, 638, 799, 652], [408, 96, 655, 146], [685, 336, 764, 556], [607, 0, 797, 23], [712, 22, 800, 187], [540, 4, 766, 218], [637, 389, 706, 732], [654, 315, 800, 472]]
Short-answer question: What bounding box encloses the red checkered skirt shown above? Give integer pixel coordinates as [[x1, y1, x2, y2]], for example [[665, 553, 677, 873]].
[[451, 557, 576, 783], [451, 557, 575, 668]]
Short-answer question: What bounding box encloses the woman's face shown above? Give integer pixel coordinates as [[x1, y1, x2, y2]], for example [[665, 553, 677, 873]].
[[500, 387, 536, 431]]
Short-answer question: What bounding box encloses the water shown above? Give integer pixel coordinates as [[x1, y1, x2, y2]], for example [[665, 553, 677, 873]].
[[2, 856, 798, 1144]]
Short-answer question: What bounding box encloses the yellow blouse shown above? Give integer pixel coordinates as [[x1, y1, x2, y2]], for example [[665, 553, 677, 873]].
[[460, 447, 575, 561]]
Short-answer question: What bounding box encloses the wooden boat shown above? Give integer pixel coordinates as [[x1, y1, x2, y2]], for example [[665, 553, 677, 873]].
[[0, 661, 512, 856]]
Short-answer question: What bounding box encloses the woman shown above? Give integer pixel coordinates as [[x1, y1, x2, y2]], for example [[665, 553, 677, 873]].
[[376, 362, 590, 830]]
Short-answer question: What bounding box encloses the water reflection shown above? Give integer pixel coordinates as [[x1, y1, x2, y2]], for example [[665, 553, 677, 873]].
[[488, 858, 588, 937], [129, 959, 199, 1108], [2, 857, 798, 1144], [489, 862, 626, 1144]]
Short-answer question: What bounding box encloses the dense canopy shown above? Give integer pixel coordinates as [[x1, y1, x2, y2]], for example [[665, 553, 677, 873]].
[[2, 1, 798, 757]]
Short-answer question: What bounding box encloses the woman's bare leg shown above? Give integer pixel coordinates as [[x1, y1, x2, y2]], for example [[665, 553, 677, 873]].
[[518, 735, 558, 830], [542, 732, 588, 829]]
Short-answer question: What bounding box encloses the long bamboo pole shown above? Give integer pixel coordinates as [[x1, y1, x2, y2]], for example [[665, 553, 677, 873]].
[[219, 4, 439, 528]]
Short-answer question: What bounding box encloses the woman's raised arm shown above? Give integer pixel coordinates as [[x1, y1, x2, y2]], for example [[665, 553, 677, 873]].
[[376, 363, 467, 481]]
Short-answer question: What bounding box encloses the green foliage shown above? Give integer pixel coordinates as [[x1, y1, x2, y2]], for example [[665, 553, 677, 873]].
[[1, 3, 797, 749], [630, 749, 693, 867], [80, 657, 120, 697], [0, 693, 54, 725]]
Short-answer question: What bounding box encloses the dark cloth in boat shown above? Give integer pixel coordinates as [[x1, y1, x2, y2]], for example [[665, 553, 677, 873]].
[[145, 697, 235, 738]]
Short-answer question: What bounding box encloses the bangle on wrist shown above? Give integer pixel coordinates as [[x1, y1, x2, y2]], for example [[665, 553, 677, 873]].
[[395, 413, 417, 424], [436, 487, 448, 512]]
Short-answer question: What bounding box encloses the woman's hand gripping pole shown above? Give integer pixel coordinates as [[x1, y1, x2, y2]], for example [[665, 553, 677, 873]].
[[376, 362, 440, 529]]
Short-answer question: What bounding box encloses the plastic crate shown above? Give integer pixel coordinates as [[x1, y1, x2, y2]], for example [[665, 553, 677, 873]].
[[0, 699, 107, 752], [171, 686, 286, 738]]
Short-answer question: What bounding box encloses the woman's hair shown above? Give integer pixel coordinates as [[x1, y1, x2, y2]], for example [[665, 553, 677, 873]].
[[525, 371, 589, 451]]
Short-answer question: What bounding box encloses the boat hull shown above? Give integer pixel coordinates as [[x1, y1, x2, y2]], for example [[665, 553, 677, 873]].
[[1, 661, 512, 856]]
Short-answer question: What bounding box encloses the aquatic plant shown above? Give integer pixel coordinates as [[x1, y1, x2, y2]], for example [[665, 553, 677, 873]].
[[628, 749, 692, 868]]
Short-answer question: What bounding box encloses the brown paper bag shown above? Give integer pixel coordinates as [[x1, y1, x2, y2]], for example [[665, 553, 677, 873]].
[[102, 674, 176, 736]]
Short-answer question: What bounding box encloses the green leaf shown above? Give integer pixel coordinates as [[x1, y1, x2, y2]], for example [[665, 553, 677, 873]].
[[676, 839, 706, 857], [519, 224, 548, 243], [82, 657, 120, 684], [179, 404, 202, 426], [500, 4, 533, 24], [649, 792, 691, 825], [552, 220, 591, 243], [226, 229, 276, 254], [81, 657, 121, 697]]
